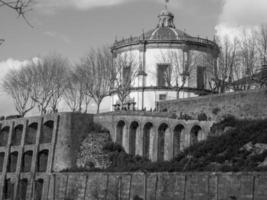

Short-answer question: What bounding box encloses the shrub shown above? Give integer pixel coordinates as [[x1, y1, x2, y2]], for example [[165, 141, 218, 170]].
[[197, 112, 208, 121], [212, 107, 221, 115]]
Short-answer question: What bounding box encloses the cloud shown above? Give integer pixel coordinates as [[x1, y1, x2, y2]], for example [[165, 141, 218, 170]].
[[215, 0, 267, 41], [35, 0, 133, 12], [44, 31, 71, 44]]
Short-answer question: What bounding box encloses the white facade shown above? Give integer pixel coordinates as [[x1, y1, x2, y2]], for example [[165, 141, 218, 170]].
[[110, 8, 219, 111]]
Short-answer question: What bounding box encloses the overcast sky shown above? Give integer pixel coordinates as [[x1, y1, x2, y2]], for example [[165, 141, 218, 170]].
[[0, 0, 267, 116]]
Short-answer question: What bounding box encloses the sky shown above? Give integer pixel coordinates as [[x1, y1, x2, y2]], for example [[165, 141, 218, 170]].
[[0, 0, 267, 116]]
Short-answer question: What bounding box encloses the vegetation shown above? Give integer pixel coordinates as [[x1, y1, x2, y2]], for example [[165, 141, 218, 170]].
[[63, 117, 267, 172]]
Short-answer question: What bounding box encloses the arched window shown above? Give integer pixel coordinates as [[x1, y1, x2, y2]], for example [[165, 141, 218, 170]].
[[173, 124, 184, 157], [21, 151, 33, 172], [37, 150, 49, 172], [18, 179, 28, 200], [143, 122, 153, 159], [158, 123, 168, 161], [0, 152, 5, 172], [40, 121, 54, 144], [0, 126, 9, 147], [116, 121, 125, 145], [190, 125, 202, 145], [7, 152, 18, 173], [25, 123, 38, 145], [129, 121, 138, 155], [11, 125, 23, 146], [34, 179, 44, 200], [3, 179, 14, 200]]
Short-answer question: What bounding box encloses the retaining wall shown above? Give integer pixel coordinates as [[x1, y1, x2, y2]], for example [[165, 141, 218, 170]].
[[157, 89, 267, 121]]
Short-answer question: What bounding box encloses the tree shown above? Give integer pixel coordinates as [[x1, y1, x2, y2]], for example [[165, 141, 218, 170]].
[[158, 50, 196, 98], [0, 0, 33, 26], [213, 36, 239, 93], [79, 47, 114, 114], [2, 65, 35, 116], [257, 24, 267, 64], [63, 66, 91, 113], [112, 53, 138, 108], [29, 54, 69, 114]]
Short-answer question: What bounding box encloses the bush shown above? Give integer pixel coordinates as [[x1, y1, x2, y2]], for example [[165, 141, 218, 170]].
[[212, 107, 221, 115], [197, 112, 208, 121]]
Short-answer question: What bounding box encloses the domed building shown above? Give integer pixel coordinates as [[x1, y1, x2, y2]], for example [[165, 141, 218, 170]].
[[110, 6, 220, 111]]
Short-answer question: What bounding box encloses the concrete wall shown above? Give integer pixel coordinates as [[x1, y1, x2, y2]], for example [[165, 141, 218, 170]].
[[157, 89, 267, 121], [9, 172, 267, 200]]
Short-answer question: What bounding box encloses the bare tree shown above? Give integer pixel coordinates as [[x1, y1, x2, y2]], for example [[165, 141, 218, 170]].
[[2, 66, 35, 116], [29, 54, 69, 114], [158, 50, 199, 98], [0, 0, 34, 26], [63, 66, 91, 113], [79, 47, 114, 113], [112, 53, 138, 108], [257, 24, 267, 64], [212, 36, 239, 93]]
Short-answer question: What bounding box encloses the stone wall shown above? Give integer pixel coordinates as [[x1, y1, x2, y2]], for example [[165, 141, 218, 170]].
[[77, 132, 111, 169], [157, 89, 267, 121], [25, 172, 267, 200]]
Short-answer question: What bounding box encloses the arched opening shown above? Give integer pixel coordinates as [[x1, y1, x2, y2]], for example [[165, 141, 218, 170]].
[[158, 123, 168, 161], [173, 124, 184, 157], [143, 122, 153, 159], [21, 151, 33, 172], [11, 124, 23, 146], [25, 123, 38, 145], [34, 179, 44, 200], [18, 179, 28, 200], [40, 121, 54, 144], [3, 179, 14, 200], [37, 150, 49, 172], [190, 125, 202, 145], [116, 121, 125, 145], [0, 126, 9, 147], [7, 151, 18, 172], [0, 152, 5, 172], [129, 121, 138, 155]]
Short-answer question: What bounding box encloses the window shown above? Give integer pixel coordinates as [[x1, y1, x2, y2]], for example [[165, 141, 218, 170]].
[[123, 66, 131, 85], [197, 66, 206, 89], [159, 94, 167, 101], [157, 64, 170, 87]]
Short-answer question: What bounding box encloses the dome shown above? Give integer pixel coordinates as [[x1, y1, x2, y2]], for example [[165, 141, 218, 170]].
[[149, 27, 190, 40], [159, 8, 174, 17]]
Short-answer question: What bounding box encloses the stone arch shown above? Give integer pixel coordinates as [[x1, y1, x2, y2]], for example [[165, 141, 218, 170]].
[[158, 123, 168, 161], [25, 122, 38, 145], [190, 125, 202, 145], [18, 178, 28, 200], [0, 126, 9, 147], [143, 122, 153, 159], [21, 151, 33, 172], [37, 150, 49, 172], [129, 121, 139, 155], [116, 120, 126, 145], [173, 124, 185, 157], [34, 179, 44, 200], [40, 120, 54, 144], [11, 124, 23, 146], [7, 151, 18, 172], [0, 152, 5, 172]]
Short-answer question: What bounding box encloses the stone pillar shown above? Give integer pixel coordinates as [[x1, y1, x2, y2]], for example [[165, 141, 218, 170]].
[[135, 125, 143, 156], [122, 125, 129, 154], [164, 127, 173, 161], [150, 126, 158, 162]]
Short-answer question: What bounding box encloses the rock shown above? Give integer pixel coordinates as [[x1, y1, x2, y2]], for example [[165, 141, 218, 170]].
[[240, 142, 253, 152], [258, 157, 267, 167]]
